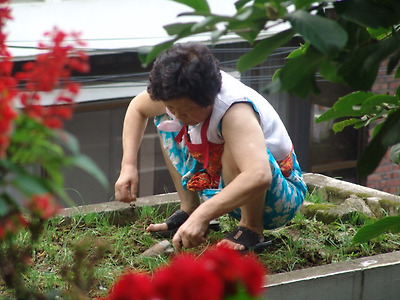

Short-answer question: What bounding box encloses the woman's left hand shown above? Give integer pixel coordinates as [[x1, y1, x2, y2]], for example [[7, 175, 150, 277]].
[[172, 215, 208, 251]]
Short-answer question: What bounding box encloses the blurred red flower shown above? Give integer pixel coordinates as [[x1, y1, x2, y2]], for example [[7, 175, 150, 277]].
[[102, 271, 156, 300], [101, 245, 267, 300], [16, 27, 88, 130], [26, 194, 60, 220], [0, 211, 29, 241], [153, 253, 224, 300], [200, 245, 267, 297]]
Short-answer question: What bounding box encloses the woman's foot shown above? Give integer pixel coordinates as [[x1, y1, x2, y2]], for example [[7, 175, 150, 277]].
[[146, 223, 168, 232], [217, 226, 271, 253], [146, 209, 190, 238]]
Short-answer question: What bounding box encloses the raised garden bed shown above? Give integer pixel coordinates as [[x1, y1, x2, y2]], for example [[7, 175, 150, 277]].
[[1, 174, 400, 299]]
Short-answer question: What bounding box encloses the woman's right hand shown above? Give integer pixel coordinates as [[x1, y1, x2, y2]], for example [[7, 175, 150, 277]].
[[114, 165, 139, 203], [114, 91, 166, 204]]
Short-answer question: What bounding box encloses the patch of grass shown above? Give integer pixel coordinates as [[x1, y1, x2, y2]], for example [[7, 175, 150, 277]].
[[1, 196, 400, 298], [305, 189, 326, 204]]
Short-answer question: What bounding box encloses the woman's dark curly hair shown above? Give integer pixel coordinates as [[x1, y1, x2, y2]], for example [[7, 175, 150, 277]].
[[147, 42, 222, 107]]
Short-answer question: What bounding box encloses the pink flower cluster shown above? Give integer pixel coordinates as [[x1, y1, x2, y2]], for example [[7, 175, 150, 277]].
[[102, 245, 267, 300]]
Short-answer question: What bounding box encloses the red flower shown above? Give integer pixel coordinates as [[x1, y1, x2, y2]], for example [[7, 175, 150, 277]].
[[42, 105, 73, 129], [103, 271, 156, 300], [234, 252, 268, 296], [16, 27, 88, 129], [16, 27, 88, 93], [153, 253, 224, 300], [0, 76, 17, 157], [200, 245, 267, 297], [26, 194, 60, 220], [0, 225, 5, 240]]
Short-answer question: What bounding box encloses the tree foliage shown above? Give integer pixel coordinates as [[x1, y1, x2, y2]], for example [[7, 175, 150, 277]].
[[138, 0, 400, 179]]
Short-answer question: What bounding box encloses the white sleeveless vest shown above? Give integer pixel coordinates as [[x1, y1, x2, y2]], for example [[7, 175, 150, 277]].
[[187, 71, 292, 161]]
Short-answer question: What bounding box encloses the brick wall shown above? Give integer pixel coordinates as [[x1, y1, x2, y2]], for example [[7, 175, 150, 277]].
[[365, 61, 400, 195], [366, 149, 400, 195]]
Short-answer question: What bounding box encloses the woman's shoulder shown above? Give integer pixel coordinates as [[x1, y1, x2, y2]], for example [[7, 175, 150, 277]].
[[133, 90, 166, 117]]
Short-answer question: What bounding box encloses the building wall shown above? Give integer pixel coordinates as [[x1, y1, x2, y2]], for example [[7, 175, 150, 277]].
[[63, 98, 176, 207], [366, 62, 400, 195], [366, 149, 400, 195]]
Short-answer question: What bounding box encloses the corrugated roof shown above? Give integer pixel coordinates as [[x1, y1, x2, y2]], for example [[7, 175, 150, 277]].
[[6, 0, 242, 59]]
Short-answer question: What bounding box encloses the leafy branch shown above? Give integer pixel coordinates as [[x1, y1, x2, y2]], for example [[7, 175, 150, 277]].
[[137, 0, 400, 178]]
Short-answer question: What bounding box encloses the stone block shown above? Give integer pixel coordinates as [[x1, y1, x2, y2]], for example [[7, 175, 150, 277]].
[[342, 196, 375, 218], [365, 197, 384, 218]]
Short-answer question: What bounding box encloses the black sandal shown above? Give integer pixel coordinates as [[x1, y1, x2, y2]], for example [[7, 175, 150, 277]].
[[224, 226, 272, 253], [150, 209, 220, 238]]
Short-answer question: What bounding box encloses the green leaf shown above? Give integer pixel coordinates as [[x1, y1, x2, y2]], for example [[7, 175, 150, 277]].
[[357, 109, 400, 178], [387, 47, 400, 75], [235, 0, 251, 11], [54, 130, 80, 155], [315, 91, 375, 123], [332, 118, 362, 133], [0, 160, 53, 197], [11, 173, 49, 196], [224, 286, 258, 300], [335, 0, 400, 29], [138, 40, 176, 67], [390, 143, 400, 165], [172, 0, 210, 12], [364, 34, 400, 74], [367, 27, 392, 40], [67, 154, 109, 191], [286, 10, 347, 56], [227, 13, 266, 44], [360, 94, 400, 114], [236, 29, 294, 72], [371, 122, 384, 138], [234, 5, 254, 22], [211, 28, 227, 43], [337, 32, 400, 91], [353, 215, 400, 243], [264, 46, 323, 97], [294, 0, 319, 10], [396, 66, 400, 79], [164, 22, 197, 36], [355, 111, 387, 130], [319, 60, 345, 84], [191, 15, 230, 32], [0, 193, 16, 217], [337, 47, 378, 91], [287, 43, 307, 59]]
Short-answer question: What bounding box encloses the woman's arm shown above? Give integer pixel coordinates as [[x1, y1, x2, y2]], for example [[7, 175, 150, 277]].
[[115, 91, 166, 203]]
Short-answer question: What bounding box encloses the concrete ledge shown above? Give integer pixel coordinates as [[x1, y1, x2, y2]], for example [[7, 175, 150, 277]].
[[303, 173, 400, 203], [58, 173, 400, 221], [59, 193, 180, 225], [265, 251, 400, 300]]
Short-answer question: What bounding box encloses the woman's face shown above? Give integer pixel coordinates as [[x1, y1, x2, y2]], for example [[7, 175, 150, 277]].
[[164, 97, 213, 126]]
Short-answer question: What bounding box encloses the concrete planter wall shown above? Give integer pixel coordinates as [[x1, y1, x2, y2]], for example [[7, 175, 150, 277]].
[[266, 251, 400, 300]]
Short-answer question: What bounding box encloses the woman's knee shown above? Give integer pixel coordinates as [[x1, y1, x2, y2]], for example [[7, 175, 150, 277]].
[[221, 146, 240, 184]]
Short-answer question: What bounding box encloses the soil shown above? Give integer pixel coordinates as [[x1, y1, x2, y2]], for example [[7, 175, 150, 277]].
[[134, 213, 400, 275]]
